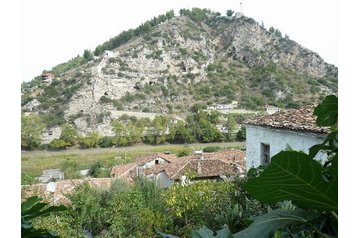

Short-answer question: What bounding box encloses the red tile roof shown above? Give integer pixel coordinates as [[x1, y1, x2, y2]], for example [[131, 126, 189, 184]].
[[22, 178, 112, 205], [245, 106, 328, 134], [110, 163, 136, 178]]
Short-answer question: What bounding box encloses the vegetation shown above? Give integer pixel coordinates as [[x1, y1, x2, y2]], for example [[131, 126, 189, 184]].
[[29, 176, 265, 238], [22, 196, 66, 237], [94, 10, 175, 56], [21, 114, 45, 150]]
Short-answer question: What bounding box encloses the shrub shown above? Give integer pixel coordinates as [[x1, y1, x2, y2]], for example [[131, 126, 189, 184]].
[[203, 146, 221, 153], [88, 161, 110, 178], [48, 139, 69, 150], [98, 136, 114, 148], [236, 126, 246, 141], [79, 132, 100, 149], [61, 159, 81, 179]]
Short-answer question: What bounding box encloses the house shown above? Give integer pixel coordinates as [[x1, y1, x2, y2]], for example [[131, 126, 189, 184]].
[[110, 150, 246, 188], [38, 169, 65, 183], [41, 126, 62, 144], [265, 105, 280, 115], [244, 106, 328, 170], [41, 72, 54, 83]]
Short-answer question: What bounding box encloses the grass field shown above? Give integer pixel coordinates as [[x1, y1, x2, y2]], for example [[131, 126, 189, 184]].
[[22, 142, 245, 179]]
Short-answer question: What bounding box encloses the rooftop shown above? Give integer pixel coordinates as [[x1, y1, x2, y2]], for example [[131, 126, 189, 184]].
[[245, 106, 328, 134]]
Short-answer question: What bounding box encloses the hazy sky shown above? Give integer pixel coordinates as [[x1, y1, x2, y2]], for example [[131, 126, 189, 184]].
[[21, 0, 338, 83]]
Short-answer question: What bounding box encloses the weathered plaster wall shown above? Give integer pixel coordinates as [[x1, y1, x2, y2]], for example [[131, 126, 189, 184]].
[[246, 125, 327, 169]]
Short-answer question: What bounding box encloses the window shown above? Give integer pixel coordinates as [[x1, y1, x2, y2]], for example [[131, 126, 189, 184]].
[[155, 159, 159, 165], [261, 143, 270, 165]]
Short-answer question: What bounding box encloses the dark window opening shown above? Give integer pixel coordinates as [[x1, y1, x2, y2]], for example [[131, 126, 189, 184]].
[[155, 160, 159, 165], [261, 143, 270, 165]]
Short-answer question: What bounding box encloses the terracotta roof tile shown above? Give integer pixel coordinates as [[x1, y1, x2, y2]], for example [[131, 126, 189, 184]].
[[111, 163, 136, 178], [245, 106, 328, 134]]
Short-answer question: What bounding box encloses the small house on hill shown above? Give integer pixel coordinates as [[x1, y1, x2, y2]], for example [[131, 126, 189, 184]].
[[41, 72, 54, 83], [244, 106, 328, 170]]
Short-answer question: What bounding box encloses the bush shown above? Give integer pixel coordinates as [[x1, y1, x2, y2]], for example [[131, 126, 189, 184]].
[[177, 149, 190, 157], [88, 161, 110, 178], [236, 126, 246, 141], [98, 136, 114, 148], [61, 159, 81, 179], [48, 139, 69, 150], [203, 146, 221, 153], [79, 132, 100, 149]]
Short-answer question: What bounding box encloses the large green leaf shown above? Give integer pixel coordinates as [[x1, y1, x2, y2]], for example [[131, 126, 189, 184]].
[[314, 95, 338, 127], [233, 209, 318, 238], [192, 225, 232, 238], [244, 151, 337, 212]]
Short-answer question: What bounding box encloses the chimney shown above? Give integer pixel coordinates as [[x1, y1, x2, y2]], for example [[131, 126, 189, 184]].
[[194, 150, 203, 160]]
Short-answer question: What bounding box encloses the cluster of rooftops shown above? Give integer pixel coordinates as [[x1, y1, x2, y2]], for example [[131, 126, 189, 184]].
[[110, 150, 246, 183]]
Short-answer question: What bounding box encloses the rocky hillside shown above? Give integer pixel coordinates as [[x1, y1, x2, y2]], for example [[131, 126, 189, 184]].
[[21, 9, 337, 134]]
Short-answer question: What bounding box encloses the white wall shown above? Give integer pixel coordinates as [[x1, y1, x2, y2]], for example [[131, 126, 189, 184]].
[[246, 125, 327, 169], [141, 157, 168, 169], [155, 171, 173, 188]]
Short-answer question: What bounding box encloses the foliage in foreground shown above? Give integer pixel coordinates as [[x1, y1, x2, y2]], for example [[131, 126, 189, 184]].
[[22, 196, 66, 237], [158, 95, 338, 237], [31, 178, 264, 238]]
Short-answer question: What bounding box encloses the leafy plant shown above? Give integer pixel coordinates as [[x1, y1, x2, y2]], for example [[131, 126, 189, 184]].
[[22, 196, 66, 237]]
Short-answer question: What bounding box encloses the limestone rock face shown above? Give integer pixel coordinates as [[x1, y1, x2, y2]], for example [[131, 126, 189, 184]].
[[224, 19, 337, 78]]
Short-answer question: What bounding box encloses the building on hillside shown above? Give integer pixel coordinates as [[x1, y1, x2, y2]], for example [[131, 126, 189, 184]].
[[41, 73, 54, 83], [110, 150, 246, 188], [244, 106, 328, 170], [41, 126, 62, 144], [265, 105, 280, 115]]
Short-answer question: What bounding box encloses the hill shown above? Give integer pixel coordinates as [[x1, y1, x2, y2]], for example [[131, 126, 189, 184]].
[[21, 8, 337, 134]]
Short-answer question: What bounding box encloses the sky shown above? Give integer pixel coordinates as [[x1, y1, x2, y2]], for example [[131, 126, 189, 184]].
[[21, 0, 338, 83]]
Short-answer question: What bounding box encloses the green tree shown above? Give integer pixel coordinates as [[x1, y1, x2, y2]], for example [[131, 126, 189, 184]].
[[226, 9, 234, 17], [21, 113, 45, 150], [83, 49, 94, 62], [48, 139, 69, 150], [236, 126, 246, 142], [79, 132, 100, 149], [59, 123, 78, 147], [169, 121, 195, 144], [112, 120, 129, 146], [225, 114, 237, 141], [146, 116, 168, 145]]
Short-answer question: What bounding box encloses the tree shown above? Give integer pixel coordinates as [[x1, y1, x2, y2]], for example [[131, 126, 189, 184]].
[[226, 9, 234, 17], [236, 126, 246, 142], [269, 26, 275, 33], [21, 113, 45, 150], [59, 124, 78, 147], [225, 114, 238, 141], [146, 116, 168, 145], [112, 120, 129, 146], [79, 132, 100, 149], [83, 49, 94, 62], [169, 121, 195, 144]]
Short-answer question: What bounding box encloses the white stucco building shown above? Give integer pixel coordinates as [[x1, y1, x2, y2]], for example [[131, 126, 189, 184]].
[[245, 106, 328, 170]]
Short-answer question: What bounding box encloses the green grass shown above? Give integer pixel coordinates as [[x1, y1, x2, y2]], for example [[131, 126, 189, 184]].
[[22, 142, 244, 178]]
